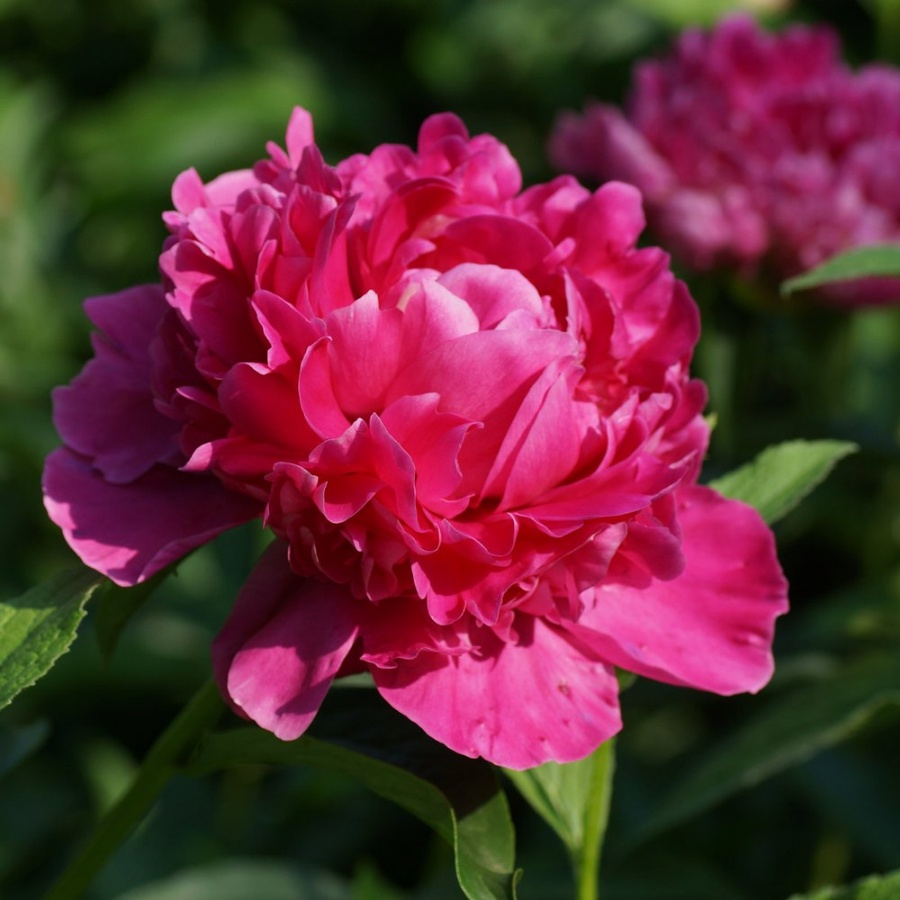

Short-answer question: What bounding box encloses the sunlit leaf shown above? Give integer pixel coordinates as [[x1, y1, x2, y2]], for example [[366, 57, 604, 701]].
[[634, 654, 900, 841], [710, 439, 857, 524], [781, 244, 900, 296], [0, 569, 104, 709], [187, 690, 519, 900], [787, 869, 900, 899]]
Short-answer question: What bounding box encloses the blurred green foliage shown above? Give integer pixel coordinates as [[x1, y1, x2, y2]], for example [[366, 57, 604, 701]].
[[1, 0, 900, 898]]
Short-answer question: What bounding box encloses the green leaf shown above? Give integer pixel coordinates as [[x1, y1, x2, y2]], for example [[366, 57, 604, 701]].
[[0, 569, 104, 710], [94, 568, 168, 663], [505, 740, 614, 896], [787, 869, 900, 900], [186, 691, 519, 900], [781, 244, 900, 296], [634, 654, 900, 842], [709, 439, 857, 524]]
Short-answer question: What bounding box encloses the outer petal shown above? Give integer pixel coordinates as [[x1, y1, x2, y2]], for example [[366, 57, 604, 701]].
[[576, 484, 788, 694], [371, 616, 622, 769], [213, 541, 361, 740], [53, 285, 180, 483], [42, 448, 260, 585]]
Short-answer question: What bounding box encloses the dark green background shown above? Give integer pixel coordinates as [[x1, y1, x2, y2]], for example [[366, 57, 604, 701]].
[[2, 1, 899, 897]]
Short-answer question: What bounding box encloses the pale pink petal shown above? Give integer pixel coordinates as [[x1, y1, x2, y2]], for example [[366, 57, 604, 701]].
[[42, 448, 261, 586], [213, 542, 360, 739], [372, 616, 622, 769], [577, 484, 788, 694]]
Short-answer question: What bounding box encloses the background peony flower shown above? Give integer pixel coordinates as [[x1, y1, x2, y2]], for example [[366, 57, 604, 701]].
[[549, 15, 900, 306], [44, 109, 787, 769]]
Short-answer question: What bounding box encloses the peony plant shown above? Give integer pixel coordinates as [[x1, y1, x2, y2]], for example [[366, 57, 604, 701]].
[[43, 108, 788, 772]]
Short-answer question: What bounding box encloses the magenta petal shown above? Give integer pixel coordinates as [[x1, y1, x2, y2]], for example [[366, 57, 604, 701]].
[[389, 327, 576, 427], [54, 285, 180, 483], [579, 484, 788, 694], [372, 617, 622, 769], [550, 104, 675, 198], [436, 263, 548, 330], [43, 447, 260, 585], [326, 291, 405, 417], [213, 542, 360, 740], [485, 359, 583, 509]]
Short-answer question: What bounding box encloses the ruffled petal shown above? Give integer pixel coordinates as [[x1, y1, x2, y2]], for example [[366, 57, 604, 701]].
[[52, 285, 181, 483]]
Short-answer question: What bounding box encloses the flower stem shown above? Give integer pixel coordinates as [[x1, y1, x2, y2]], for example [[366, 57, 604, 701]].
[[575, 738, 615, 900], [44, 679, 224, 900]]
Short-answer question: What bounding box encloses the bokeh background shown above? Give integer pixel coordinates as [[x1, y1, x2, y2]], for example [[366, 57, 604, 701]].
[[2, 0, 900, 897]]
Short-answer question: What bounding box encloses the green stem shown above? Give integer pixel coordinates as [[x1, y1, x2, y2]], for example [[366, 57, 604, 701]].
[[575, 738, 615, 900], [45, 679, 224, 900]]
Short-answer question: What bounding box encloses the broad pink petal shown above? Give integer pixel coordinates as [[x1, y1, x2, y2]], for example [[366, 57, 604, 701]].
[[43, 448, 261, 585], [390, 328, 576, 420], [213, 541, 360, 739], [372, 616, 622, 769], [577, 484, 788, 694]]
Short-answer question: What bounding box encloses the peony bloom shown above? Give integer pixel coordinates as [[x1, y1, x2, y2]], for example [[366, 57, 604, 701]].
[[44, 109, 787, 769], [550, 15, 900, 306]]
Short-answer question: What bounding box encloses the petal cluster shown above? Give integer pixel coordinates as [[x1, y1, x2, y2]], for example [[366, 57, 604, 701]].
[[550, 15, 900, 306], [44, 108, 787, 768]]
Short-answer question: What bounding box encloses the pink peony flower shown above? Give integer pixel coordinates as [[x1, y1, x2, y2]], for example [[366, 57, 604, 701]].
[[44, 109, 787, 769], [549, 15, 900, 306]]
